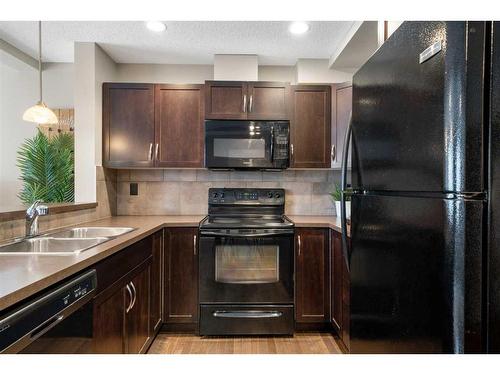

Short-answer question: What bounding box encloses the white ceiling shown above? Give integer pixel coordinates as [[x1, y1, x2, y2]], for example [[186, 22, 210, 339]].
[[0, 21, 355, 65]]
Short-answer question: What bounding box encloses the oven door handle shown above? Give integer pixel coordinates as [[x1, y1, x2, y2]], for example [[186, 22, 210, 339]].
[[213, 310, 283, 319], [200, 230, 294, 238]]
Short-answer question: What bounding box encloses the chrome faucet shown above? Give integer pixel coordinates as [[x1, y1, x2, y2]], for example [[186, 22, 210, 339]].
[[25, 200, 49, 237]]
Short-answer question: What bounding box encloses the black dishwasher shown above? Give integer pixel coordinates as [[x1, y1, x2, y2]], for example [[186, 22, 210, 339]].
[[0, 269, 97, 354]]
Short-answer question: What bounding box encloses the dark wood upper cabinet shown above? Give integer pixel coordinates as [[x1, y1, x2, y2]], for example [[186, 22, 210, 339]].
[[332, 82, 352, 169], [247, 81, 290, 120], [150, 230, 163, 334], [164, 227, 199, 325], [295, 228, 330, 323], [205, 81, 290, 120], [155, 84, 205, 167], [290, 85, 332, 168], [103, 83, 155, 168], [205, 81, 248, 120]]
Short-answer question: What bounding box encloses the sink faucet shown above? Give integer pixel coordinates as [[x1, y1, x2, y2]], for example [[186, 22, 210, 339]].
[[25, 200, 49, 237]]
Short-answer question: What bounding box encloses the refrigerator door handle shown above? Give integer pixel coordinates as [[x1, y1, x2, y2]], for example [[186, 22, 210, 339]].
[[341, 111, 352, 270]]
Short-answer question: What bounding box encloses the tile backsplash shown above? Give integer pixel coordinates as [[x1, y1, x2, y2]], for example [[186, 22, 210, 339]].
[[117, 169, 340, 216]]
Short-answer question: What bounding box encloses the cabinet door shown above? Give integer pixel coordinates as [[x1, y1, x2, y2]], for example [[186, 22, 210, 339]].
[[295, 228, 330, 323], [93, 284, 126, 354], [331, 230, 343, 332], [150, 230, 163, 334], [103, 83, 155, 168], [126, 264, 151, 354], [291, 85, 332, 168], [164, 227, 199, 324], [155, 84, 205, 167], [332, 83, 352, 168], [247, 82, 290, 120], [205, 81, 248, 119]]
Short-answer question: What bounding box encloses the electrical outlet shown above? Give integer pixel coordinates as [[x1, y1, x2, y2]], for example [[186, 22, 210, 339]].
[[130, 183, 138, 196]]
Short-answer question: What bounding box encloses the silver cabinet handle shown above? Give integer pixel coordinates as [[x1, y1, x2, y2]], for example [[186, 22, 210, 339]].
[[242, 94, 247, 113], [130, 281, 137, 311], [125, 283, 133, 313], [193, 235, 197, 255], [331, 144, 336, 162], [155, 143, 159, 160], [297, 235, 301, 257], [147, 143, 153, 161], [290, 144, 294, 156], [249, 95, 253, 112]]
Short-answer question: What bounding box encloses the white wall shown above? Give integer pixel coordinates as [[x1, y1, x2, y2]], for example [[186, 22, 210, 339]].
[[214, 55, 258, 81], [296, 59, 353, 83], [0, 51, 73, 206], [258, 65, 296, 83], [74, 43, 116, 202], [115, 64, 213, 83]]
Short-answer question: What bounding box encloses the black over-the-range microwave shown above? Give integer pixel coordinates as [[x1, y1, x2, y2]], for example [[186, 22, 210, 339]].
[[204, 120, 290, 170]]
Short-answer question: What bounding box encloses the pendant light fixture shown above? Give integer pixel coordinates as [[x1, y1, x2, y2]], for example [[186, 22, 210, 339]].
[[22, 21, 58, 124]]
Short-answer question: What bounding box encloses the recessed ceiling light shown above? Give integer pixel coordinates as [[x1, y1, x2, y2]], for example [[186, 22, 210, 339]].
[[146, 21, 167, 32], [289, 21, 310, 35]]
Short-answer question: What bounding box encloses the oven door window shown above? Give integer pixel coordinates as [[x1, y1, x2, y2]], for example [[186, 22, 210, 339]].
[[215, 241, 279, 284]]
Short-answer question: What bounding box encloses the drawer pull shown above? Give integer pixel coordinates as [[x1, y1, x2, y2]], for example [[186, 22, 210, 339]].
[[213, 311, 282, 319]]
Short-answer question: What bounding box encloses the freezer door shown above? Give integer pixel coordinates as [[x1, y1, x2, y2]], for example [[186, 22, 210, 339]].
[[349, 193, 483, 353], [351, 21, 486, 193]]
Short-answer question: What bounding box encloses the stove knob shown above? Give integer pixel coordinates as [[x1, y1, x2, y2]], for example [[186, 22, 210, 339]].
[[212, 192, 218, 199], [220, 192, 225, 198], [274, 192, 281, 199], [267, 192, 273, 198]]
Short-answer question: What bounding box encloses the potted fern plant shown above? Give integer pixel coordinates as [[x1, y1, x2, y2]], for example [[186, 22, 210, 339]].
[[16, 130, 74, 204], [330, 183, 351, 218]]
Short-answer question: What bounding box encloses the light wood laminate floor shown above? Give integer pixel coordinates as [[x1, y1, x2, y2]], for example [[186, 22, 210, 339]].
[[147, 333, 343, 354]]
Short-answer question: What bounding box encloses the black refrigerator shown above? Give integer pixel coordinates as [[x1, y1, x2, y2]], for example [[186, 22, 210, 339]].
[[344, 21, 500, 353]]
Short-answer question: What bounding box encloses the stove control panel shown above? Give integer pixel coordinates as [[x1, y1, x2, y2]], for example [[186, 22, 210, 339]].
[[208, 188, 285, 205]]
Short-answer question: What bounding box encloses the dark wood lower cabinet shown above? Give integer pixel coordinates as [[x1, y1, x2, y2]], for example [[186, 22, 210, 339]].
[[330, 229, 350, 351], [164, 227, 199, 328], [295, 228, 330, 325], [150, 230, 163, 334], [93, 285, 125, 354], [125, 263, 151, 354]]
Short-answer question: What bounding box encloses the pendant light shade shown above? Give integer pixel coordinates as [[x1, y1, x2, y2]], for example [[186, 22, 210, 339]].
[[23, 21, 58, 125], [23, 101, 58, 124]]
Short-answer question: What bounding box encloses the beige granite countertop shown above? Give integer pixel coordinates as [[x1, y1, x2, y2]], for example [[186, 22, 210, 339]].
[[0, 214, 347, 313], [0, 215, 204, 312]]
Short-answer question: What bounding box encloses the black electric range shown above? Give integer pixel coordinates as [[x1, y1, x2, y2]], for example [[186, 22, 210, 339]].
[[198, 188, 295, 336]]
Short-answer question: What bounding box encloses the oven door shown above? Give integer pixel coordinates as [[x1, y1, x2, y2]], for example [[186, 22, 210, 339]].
[[205, 120, 274, 169], [199, 231, 294, 304]]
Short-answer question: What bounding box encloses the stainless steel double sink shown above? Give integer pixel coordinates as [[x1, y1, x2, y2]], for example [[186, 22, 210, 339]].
[[0, 227, 135, 255]]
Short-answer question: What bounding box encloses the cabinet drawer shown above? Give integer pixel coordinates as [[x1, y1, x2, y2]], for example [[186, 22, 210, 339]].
[[95, 236, 153, 295]]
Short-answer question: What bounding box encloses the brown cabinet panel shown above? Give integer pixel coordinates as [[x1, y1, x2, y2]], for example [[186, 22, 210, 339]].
[[247, 82, 290, 120], [103, 83, 155, 168], [93, 287, 126, 354], [164, 227, 199, 324], [125, 264, 151, 354], [295, 228, 330, 323], [291, 85, 332, 168], [150, 231, 163, 334], [205, 81, 247, 119], [332, 83, 352, 168], [331, 230, 343, 331], [155, 85, 205, 167]]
